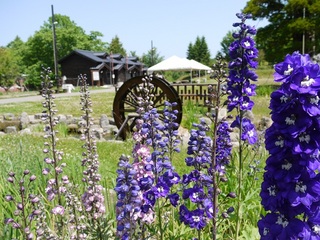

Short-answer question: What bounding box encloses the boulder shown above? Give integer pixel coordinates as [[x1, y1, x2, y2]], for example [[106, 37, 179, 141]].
[[100, 114, 109, 129], [4, 113, 15, 121], [5, 126, 17, 133], [20, 112, 30, 129]]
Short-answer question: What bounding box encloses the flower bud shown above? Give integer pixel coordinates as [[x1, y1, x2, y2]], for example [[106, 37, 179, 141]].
[[220, 176, 228, 182], [222, 212, 229, 218], [29, 175, 36, 182], [17, 203, 23, 210], [227, 206, 235, 213], [32, 209, 41, 216], [5, 195, 14, 202], [7, 177, 14, 183], [227, 192, 236, 198]]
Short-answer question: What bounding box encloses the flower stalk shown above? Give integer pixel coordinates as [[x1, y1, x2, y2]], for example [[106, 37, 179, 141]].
[[226, 13, 259, 239]]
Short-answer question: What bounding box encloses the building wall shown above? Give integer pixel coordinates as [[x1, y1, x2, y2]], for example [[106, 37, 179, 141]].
[[60, 52, 145, 86], [60, 55, 96, 86]]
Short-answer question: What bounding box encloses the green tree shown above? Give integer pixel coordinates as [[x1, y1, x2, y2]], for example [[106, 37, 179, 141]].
[[0, 47, 20, 86], [21, 14, 108, 89], [186, 36, 211, 66], [216, 31, 235, 61], [141, 47, 164, 67], [186, 42, 196, 60], [7, 36, 26, 76], [108, 35, 127, 56], [244, 0, 320, 63]]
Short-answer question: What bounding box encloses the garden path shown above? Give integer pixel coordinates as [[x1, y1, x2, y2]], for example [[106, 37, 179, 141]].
[[0, 87, 116, 105]]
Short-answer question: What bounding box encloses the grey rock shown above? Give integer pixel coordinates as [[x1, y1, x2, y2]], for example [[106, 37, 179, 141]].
[[20, 112, 30, 129], [5, 126, 17, 133], [91, 128, 104, 140], [258, 117, 272, 130], [100, 114, 109, 129], [243, 110, 254, 121], [4, 113, 15, 121], [34, 113, 43, 120], [20, 128, 32, 135], [58, 114, 67, 124], [67, 124, 79, 133]]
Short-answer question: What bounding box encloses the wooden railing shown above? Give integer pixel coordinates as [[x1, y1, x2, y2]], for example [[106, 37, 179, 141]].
[[171, 83, 216, 107]]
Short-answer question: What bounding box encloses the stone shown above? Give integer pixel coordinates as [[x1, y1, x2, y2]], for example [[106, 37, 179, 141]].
[[178, 126, 190, 146], [66, 115, 76, 124], [58, 114, 67, 124], [3, 113, 15, 121], [0, 120, 20, 131], [100, 114, 109, 129], [34, 113, 43, 120], [258, 116, 272, 131], [20, 112, 30, 129], [5, 126, 17, 133], [218, 108, 227, 120], [67, 124, 79, 133], [243, 110, 254, 121], [29, 115, 41, 124], [7, 84, 21, 92], [103, 125, 117, 136], [20, 128, 32, 135], [91, 128, 104, 140]]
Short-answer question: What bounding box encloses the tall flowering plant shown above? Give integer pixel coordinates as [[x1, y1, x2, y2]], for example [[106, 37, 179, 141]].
[[178, 56, 235, 240], [226, 12, 259, 239], [227, 12, 258, 144], [115, 76, 181, 240], [259, 52, 320, 239]]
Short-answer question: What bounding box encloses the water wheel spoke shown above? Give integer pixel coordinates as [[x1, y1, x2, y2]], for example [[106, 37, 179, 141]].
[[152, 92, 166, 106], [113, 75, 182, 139]]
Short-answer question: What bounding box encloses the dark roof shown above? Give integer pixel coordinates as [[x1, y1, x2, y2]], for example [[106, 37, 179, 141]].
[[110, 53, 123, 60], [59, 49, 145, 70], [58, 49, 106, 63], [90, 62, 109, 71]]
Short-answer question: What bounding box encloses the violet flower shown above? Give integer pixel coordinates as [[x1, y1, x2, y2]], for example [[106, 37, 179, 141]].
[[259, 52, 320, 239], [115, 155, 142, 239], [4, 170, 42, 239], [180, 120, 214, 230], [227, 12, 258, 145], [79, 75, 106, 220]]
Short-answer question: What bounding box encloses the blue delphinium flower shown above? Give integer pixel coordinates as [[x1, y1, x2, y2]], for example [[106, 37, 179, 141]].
[[179, 106, 233, 234], [215, 121, 232, 174], [180, 118, 234, 232], [115, 155, 141, 239], [180, 120, 213, 230], [227, 12, 258, 145], [140, 101, 181, 204], [259, 52, 320, 239]]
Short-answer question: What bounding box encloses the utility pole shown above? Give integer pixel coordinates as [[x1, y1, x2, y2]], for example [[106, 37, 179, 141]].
[[51, 5, 59, 91]]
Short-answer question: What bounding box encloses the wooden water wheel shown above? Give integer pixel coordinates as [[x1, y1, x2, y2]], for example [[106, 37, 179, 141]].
[[113, 75, 182, 139]]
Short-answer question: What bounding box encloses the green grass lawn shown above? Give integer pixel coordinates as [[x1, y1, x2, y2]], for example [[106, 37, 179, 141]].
[[0, 72, 274, 239]]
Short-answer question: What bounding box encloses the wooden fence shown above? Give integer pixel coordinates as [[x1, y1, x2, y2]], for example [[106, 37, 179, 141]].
[[171, 83, 217, 107]]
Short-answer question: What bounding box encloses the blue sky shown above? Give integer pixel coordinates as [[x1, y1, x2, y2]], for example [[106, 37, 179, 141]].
[[0, 0, 267, 59]]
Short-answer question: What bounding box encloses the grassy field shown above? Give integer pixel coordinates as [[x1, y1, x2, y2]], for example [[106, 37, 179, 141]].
[[0, 66, 275, 120], [0, 69, 274, 239]]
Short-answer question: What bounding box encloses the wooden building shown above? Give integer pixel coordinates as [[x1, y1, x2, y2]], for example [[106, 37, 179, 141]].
[[58, 49, 146, 86]]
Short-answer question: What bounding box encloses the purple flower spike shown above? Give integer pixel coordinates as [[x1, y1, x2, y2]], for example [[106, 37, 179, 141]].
[[227, 13, 258, 145], [259, 52, 320, 239]]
